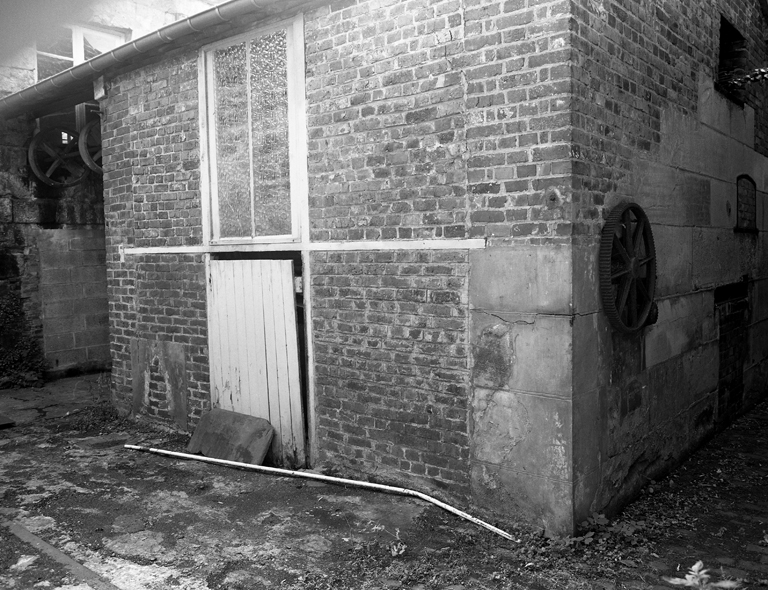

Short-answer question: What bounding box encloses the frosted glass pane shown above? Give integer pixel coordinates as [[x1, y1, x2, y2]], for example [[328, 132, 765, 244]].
[[213, 42, 252, 238], [250, 30, 291, 237]]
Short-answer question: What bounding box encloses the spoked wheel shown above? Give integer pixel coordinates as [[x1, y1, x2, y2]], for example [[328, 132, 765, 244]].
[[78, 118, 103, 173], [28, 127, 89, 187], [599, 202, 657, 333]]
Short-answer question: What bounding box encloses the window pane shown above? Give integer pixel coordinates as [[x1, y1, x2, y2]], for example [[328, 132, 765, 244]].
[[83, 29, 124, 61], [37, 53, 73, 80], [38, 27, 73, 57], [250, 30, 291, 237], [213, 42, 252, 238]]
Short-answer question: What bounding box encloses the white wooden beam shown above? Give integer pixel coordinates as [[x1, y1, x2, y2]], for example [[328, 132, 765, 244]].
[[121, 238, 486, 257]]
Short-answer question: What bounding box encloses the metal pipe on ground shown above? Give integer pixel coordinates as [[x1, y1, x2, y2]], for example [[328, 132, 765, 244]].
[[124, 444, 517, 542]]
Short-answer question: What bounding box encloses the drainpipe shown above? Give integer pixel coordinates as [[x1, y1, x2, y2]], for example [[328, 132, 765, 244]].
[[125, 444, 518, 542]]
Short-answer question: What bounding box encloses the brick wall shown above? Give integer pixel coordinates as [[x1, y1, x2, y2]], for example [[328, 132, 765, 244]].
[[311, 248, 471, 491], [101, 53, 209, 420], [462, 0, 573, 242], [131, 254, 209, 425], [38, 228, 110, 376], [96, 0, 768, 531], [305, 0, 573, 245], [303, 0, 581, 505], [567, 0, 768, 519], [569, 0, 768, 233], [304, 0, 469, 242]]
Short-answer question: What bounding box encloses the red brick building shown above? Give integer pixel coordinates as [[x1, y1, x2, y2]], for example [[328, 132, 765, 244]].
[[2, 0, 767, 533]]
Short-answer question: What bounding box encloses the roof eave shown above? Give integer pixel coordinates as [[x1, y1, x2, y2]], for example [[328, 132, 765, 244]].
[[0, 0, 279, 120]]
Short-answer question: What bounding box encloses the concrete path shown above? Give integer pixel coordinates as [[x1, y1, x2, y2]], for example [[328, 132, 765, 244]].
[[0, 373, 109, 426]]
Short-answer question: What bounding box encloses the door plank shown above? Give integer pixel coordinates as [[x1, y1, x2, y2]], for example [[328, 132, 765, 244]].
[[241, 261, 266, 418], [270, 261, 294, 459], [278, 264, 305, 459], [260, 260, 284, 460], [232, 259, 252, 415], [223, 261, 242, 412], [210, 261, 230, 411]]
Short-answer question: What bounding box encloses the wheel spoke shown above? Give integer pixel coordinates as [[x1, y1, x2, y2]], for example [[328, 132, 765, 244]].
[[93, 148, 102, 161], [613, 234, 632, 265], [39, 140, 82, 177], [629, 280, 637, 325], [617, 276, 632, 316], [633, 217, 646, 253], [639, 254, 654, 265], [611, 267, 631, 281], [622, 210, 634, 256], [61, 160, 83, 176], [40, 142, 61, 160], [45, 160, 62, 177]]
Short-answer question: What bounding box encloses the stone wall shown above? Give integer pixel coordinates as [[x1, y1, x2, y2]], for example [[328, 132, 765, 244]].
[[0, 109, 108, 385], [568, 0, 768, 520], [0, 116, 44, 387], [38, 228, 110, 377]]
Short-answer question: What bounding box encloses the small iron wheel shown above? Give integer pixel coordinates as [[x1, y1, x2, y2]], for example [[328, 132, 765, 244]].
[[599, 202, 657, 333], [28, 127, 88, 187], [78, 118, 103, 174]]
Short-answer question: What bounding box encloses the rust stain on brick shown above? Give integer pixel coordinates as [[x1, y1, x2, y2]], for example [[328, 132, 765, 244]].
[[131, 338, 188, 431]]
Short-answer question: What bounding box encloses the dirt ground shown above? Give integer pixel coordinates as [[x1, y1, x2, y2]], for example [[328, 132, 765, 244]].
[[1, 375, 768, 590]]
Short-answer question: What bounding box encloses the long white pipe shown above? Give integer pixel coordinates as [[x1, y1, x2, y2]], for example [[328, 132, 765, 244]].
[[124, 444, 516, 542]]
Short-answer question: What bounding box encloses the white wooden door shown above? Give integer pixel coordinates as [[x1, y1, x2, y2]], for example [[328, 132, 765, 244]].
[[208, 258, 305, 466]]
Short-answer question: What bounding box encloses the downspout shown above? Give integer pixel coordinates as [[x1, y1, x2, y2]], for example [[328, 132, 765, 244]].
[[0, 0, 280, 119]]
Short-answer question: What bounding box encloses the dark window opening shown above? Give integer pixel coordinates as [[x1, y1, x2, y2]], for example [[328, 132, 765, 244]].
[[717, 17, 747, 104], [735, 175, 758, 232], [714, 277, 749, 425]]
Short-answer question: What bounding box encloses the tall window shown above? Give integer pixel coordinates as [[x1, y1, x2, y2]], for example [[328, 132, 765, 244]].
[[717, 17, 747, 104], [736, 175, 757, 232], [36, 25, 125, 131], [202, 17, 306, 243], [36, 25, 125, 81]]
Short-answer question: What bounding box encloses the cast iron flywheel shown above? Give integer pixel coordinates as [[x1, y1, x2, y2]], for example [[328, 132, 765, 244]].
[[28, 127, 88, 187], [78, 118, 103, 174], [599, 202, 657, 333]]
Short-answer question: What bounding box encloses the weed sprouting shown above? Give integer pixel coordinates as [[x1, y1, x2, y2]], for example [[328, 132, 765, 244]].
[[663, 561, 741, 588]]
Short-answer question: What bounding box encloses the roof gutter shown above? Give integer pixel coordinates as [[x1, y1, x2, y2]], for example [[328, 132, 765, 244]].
[[0, 0, 276, 120]]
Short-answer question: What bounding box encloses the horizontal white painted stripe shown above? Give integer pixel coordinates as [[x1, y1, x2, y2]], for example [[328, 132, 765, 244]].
[[120, 238, 486, 256]]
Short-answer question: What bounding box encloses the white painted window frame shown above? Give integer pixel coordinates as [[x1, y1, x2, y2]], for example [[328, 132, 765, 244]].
[[199, 15, 308, 246], [35, 24, 125, 130]]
